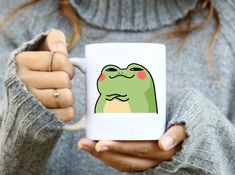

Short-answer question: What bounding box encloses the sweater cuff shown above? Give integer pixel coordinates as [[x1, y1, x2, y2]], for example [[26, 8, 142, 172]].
[[153, 88, 220, 174], [3, 29, 63, 140]]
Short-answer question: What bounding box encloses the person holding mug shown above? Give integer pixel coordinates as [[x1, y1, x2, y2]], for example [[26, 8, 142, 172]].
[[0, 0, 235, 175]]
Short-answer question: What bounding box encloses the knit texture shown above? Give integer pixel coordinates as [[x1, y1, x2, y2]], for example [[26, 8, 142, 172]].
[[69, 0, 198, 31], [0, 0, 235, 175]]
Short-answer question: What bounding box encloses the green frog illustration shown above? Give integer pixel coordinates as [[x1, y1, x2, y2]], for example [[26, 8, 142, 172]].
[[95, 63, 158, 113]]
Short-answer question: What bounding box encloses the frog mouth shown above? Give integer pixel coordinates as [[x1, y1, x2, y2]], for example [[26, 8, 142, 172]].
[[109, 74, 134, 79]]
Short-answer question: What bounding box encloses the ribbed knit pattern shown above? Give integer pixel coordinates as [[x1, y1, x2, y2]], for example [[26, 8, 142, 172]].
[[155, 88, 235, 174], [0, 0, 235, 175], [70, 0, 199, 31]]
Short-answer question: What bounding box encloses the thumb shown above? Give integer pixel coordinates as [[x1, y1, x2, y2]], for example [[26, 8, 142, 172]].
[[41, 29, 68, 56], [158, 125, 187, 151]]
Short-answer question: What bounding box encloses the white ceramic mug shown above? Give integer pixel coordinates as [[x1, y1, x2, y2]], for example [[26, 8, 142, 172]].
[[64, 43, 166, 140]]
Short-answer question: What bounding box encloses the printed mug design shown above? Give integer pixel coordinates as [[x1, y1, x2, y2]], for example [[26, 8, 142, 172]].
[[95, 63, 158, 113]]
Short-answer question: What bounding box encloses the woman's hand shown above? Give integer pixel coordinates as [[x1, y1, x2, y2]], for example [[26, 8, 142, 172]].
[[16, 29, 75, 122], [79, 125, 187, 172]]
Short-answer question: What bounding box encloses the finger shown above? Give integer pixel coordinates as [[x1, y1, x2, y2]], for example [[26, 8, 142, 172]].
[[16, 51, 74, 79], [79, 139, 158, 172], [40, 29, 68, 55], [98, 152, 158, 172], [79, 138, 97, 152], [50, 107, 75, 122], [95, 140, 178, 160], [30, 88, 74, 108], [20, 70, 71, 89], [158, 125, 187, 151]]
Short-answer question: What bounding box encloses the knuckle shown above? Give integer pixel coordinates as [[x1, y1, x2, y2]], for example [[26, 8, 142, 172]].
[[56, 54, 68, 70], [64, 107, 75, 121], [67, 62, 75, 79], [62, 89, 74, 106], [55, 54, 74, 79], [58, 72, 71, 88]]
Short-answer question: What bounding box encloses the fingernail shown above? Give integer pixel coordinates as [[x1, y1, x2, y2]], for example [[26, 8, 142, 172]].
[[96, 146, 109, 152], [55, 42, 68, 55], [161, 136, 174, 150], [79, 144, 91, 153]]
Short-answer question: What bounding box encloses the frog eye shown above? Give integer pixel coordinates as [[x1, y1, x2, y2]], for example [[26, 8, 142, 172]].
[[106, 68, 118, 72], [130, 67, 143, 71]]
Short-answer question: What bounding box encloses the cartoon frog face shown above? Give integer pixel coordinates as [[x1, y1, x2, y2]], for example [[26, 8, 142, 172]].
[[95, 63, 158, 113], [97, 63, 154, 97]]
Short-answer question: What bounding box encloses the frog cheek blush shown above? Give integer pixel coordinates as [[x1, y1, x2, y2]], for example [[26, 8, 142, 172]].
[[98, 74, 105, 81], [137, 71, 146, 80]]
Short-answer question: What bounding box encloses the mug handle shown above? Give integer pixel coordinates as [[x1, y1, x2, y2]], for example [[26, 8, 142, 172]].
[[62, 57, 86, 131]]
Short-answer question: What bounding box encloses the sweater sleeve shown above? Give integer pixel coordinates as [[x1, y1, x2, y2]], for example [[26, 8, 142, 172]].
[[0, 31, 64, 175], [150, 88, 235, 175]]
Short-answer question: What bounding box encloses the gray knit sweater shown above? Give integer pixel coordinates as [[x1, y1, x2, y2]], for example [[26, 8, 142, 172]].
[[0, 0, 235, 174]]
